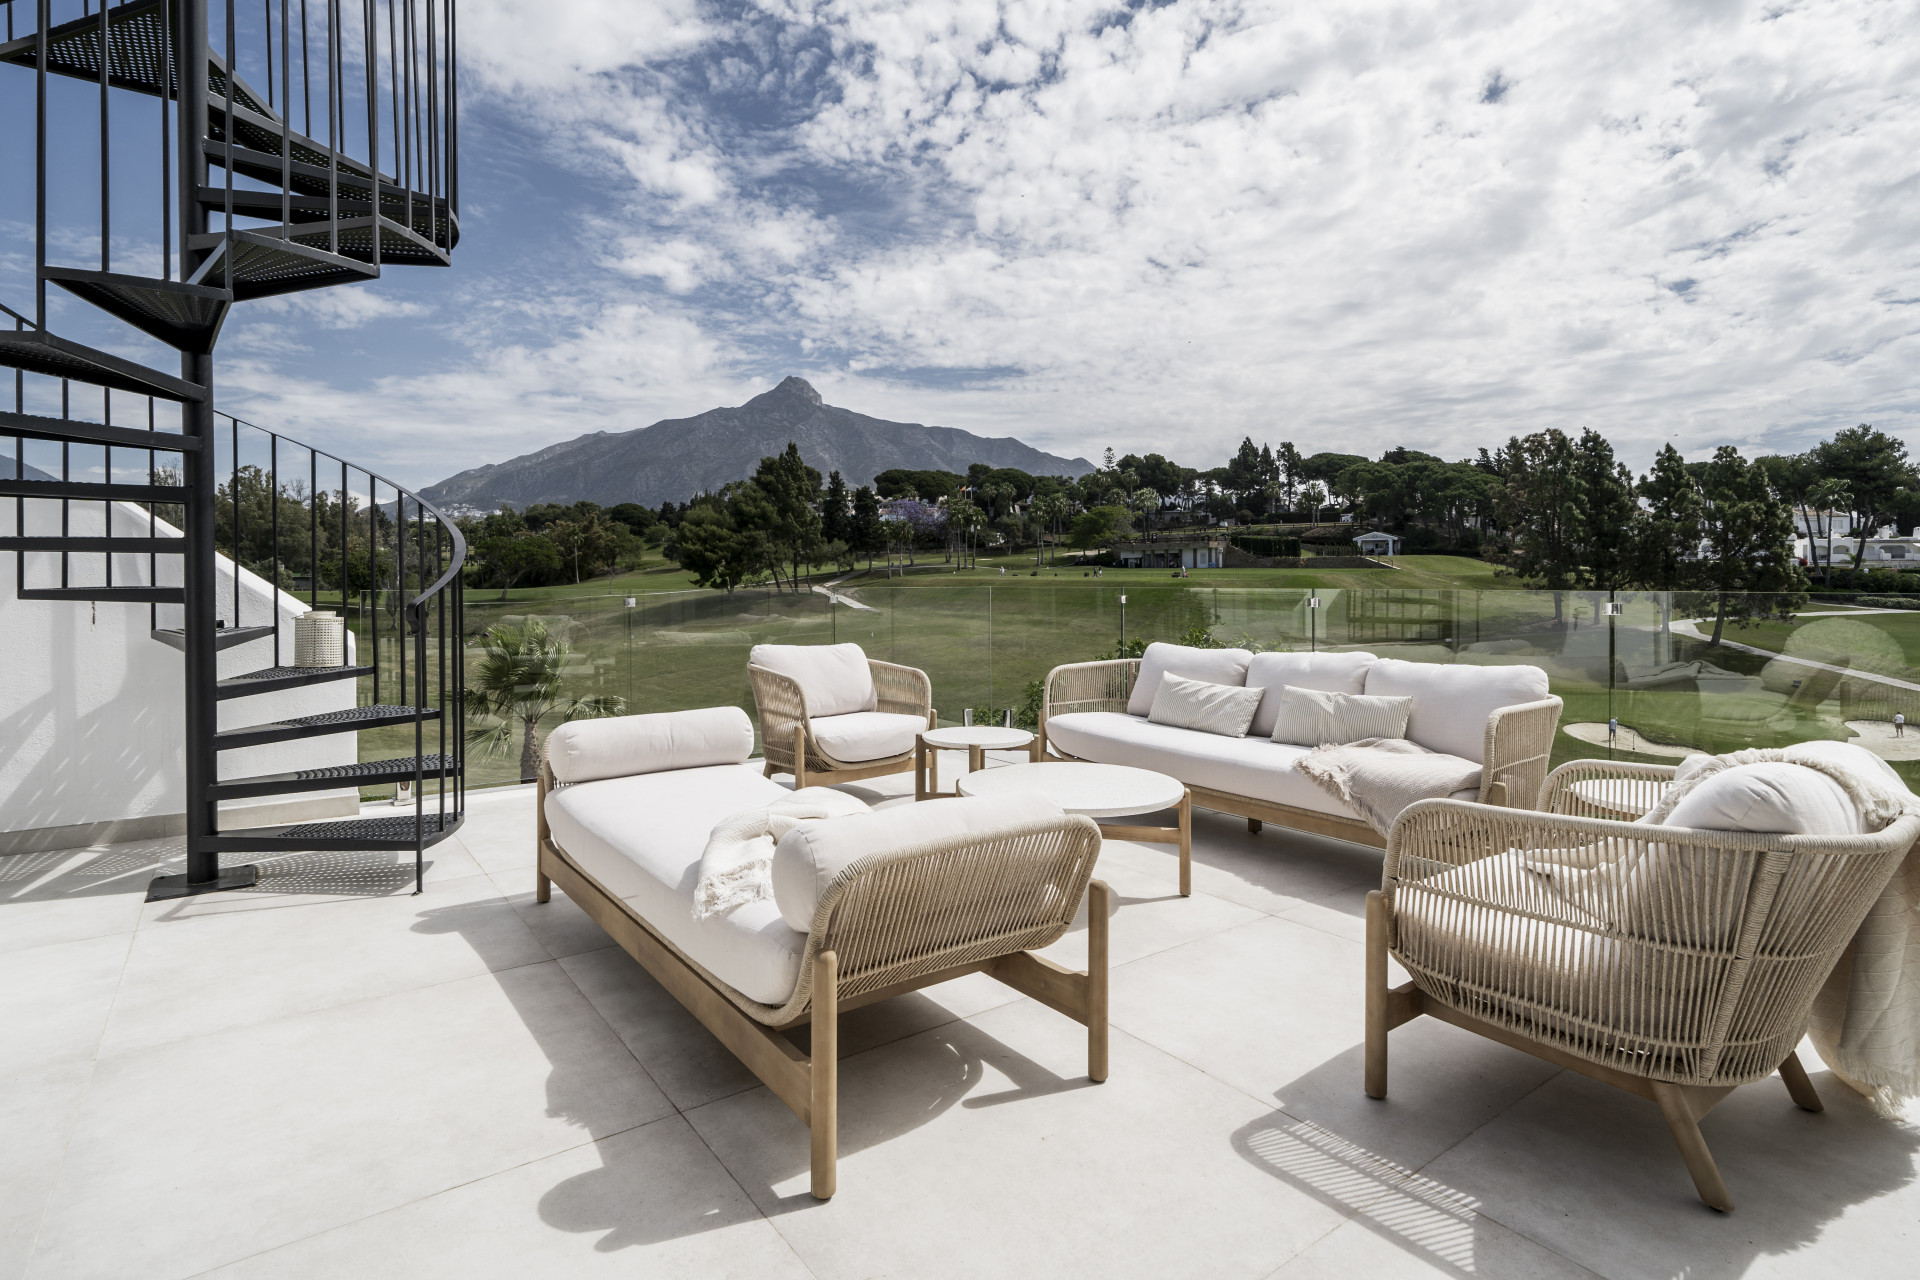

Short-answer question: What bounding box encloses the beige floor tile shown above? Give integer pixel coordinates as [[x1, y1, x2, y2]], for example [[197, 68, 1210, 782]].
[[0, 934, 129, 1075], [1033, 855, 1266, 971], [454, 802, 539, 874], [1420, 1066, 1920, 1280], [1268, 1186, 1602, 1279], [688, 1001, 1355, 1280], [203, 1115, 807, 1280], [29, 963, 672, 1280], [487, 873, 620, 962], [0, 1062, 93, 1280], [1107, 915, 1560, 1169], [1098, 810, 1382, 917], [103, 872, 549, 1057], [0, 844, 164, 955], [131, 845, 487, 927]]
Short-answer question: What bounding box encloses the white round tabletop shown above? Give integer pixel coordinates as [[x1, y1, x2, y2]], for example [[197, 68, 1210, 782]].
[[1569, 777, 1657, 818], [957, 761, 1184, 818], [921, 725, 1035, 750]]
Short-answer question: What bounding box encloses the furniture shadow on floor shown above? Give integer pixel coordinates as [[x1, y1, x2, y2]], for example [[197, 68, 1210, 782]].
[[1233, 1040, 1920, 1280]]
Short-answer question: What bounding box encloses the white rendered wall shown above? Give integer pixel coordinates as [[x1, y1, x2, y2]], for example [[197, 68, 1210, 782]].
[[1, 498, 359, 844]]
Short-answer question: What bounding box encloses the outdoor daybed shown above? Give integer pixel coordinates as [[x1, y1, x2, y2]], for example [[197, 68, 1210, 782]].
[[534, 705, 1109, 1199], [748, 642, 936, 788], [1039, 644, 1563, 848]]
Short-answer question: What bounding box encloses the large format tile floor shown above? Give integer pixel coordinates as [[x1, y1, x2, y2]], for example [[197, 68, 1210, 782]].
[[4, 758, 1917, 1279]]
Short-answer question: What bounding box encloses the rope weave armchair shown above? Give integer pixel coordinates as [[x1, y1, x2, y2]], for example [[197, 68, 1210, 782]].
[[1366, 757, 1920, 1209], [1039, 657, 1562, 846], [750, 658, 935, 787], [537, 765, 1108, 1199]]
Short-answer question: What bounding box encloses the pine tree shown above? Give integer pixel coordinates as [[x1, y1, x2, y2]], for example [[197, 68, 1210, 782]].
[[850, 485, 884, 571], [1499, 430, 1582, 618], [821, 470, 849, 545], [1571, 428, 1637, 590], [1698, 447, 1807, 645]]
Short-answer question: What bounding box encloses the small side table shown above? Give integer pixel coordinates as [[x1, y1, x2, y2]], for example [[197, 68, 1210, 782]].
[[958, 761, 1193, 896], [916, 725, 1040, 800]]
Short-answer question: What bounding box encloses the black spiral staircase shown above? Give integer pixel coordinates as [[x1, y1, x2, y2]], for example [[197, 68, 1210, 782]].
[[2, 0, 465, 898]]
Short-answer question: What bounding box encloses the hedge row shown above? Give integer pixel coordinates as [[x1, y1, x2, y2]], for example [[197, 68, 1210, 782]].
[[1230, 535, 1302, 558]]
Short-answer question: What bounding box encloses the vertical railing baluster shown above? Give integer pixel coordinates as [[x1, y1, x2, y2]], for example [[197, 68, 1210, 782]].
[[270, 432, 280, 665]]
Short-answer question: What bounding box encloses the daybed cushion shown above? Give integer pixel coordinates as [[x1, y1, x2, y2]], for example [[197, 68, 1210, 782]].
[[1659, 762, 1864, 836], [772, 792, 1065, 931], [546, 762, 831, 1005], [750, 642, 877, 718], [546, 706, 755, 784], [808, 710, 926, 763], [1147, 673, 1264, 737], [1270, 687, 1412, 747], [1047, 711, 1362, 818], [1126, 642, 1254, 717], [1363, 659, 1550, 763], [1245, 651, 1377, 738]]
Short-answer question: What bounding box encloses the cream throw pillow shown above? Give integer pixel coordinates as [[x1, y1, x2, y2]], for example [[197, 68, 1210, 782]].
[[1147, 672, 1265, 738], [1271, 686, 1412, 746]]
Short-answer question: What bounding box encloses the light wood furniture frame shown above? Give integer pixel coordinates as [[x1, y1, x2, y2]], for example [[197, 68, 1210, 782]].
[[750, 659, 937, 788], [914, 729, 1043, 800], [535, 763, 1110, 1200], [1037, 657, 1564, 847], [1365, 757, 1920, 1210]]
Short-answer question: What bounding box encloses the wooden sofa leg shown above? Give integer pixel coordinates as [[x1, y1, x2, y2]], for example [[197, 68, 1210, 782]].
[[1178, 790, 1192, 897], [1365, 890, 1389, 1099], [535, 870, 551, 904], [1088, 880, 1110, 1083], [811, 950, 838, 1201], [1651, 1083, 1734, 1211], [1779, 1050, 1824, 1112], [1247, 817, 1262, 835]]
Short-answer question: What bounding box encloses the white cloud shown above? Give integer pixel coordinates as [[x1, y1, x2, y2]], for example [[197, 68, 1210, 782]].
[[279, 0, 1920, 484]]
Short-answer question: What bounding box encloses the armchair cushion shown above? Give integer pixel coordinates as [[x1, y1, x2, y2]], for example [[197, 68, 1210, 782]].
[[1126, 642, 1254, 716], [1244, 651, 1377, 738], [808, 710, 926, 763], [1659, 762, 1864, 836], [546, 706, 754, 784], [750, 642, 878, 718], [1362, 659, 1550, 763], [772, 792, 1064, 931]]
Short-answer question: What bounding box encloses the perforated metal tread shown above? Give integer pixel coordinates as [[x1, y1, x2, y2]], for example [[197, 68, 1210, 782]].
[[215, 704, 440, 750], [210, 753, 456, 800], [208, 811, 462, 854]]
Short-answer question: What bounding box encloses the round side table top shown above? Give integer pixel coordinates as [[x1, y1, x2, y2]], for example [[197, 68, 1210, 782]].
[[1568, 777, 1658, 819], [956, 761, 1184, 818], [920, 725, 1035, 751]]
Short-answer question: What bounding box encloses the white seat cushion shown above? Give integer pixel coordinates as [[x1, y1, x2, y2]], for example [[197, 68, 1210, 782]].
[[546, 706, 753, 784], [545, 762, 812, 1005], [772, 793, 1065, 931], [1660, 762, 1864, 836], [1126, 643, 1254, 716], [1045, 710, 1363, 819], [1244, 651, 1377, 738], [1362, 659, 1550, 763], [750, 642, 877, 717], [809, 710, 925, 763]]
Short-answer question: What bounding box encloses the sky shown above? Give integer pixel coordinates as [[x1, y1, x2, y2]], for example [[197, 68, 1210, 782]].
[[7, 0, 1920, 491]]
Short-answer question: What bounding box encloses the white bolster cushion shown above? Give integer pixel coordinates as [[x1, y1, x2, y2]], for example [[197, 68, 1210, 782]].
[[771, 792, 1065, 932], [545, 706, 754, 784], [1147, 672, 1265, 737], [1127, 642, 1254, 716], [750, 642, 878, 718]]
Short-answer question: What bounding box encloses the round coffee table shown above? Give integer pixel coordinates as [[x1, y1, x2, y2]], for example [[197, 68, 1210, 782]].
[[958, 761, 1193, 896], [914, 726, 1040, 801]]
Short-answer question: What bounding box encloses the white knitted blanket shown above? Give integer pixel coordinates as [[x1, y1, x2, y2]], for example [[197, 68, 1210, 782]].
[[692, 787, 868, 921], [1296, 738, 1483, 836], [1645, 741, 1920, 1117]]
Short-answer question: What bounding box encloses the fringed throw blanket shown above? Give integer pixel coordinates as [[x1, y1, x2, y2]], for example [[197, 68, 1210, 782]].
[[1296, 738, 1482, 837], [1648, 742, 1920, 1117], [693, 787, 869, 921]]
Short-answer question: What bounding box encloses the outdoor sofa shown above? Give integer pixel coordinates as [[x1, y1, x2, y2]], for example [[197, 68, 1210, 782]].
[[1039, 644, 1563, 849], [1367, 753, 1920, 1210], [534, 705, 1109, 1199], [749, 642, 936, 788]]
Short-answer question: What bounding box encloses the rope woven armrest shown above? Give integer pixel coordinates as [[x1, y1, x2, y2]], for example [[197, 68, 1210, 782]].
[[870, 659, 934, 721], [1480, 696, 1564, 809], [1043, 659, 1139, 722], [747, 664, 810, 772]]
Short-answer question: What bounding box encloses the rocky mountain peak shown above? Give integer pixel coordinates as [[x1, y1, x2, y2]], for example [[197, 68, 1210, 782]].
[[752, 376, 822, 408]]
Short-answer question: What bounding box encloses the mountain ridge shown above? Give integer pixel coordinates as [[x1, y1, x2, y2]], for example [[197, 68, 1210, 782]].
[[420, 377, 1094, 510]]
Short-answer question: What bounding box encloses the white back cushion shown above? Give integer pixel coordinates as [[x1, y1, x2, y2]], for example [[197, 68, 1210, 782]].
[[771, 792, 1065, 931], [1362, 659, 1550, 763], [750, 642, 877, 718], [546, 706, 754, 784], [1244, 651, 1377, 738], [1662, 762, 1864, 836], [1127, 643, 1253, 716], [1270, 687, 1412, 746], [1147, 673, 1265, 737]]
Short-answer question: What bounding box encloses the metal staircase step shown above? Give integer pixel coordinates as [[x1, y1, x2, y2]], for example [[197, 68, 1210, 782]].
[[209, 754, 457, 801], [0, 479, 184, 502], [43, 267, 231, 354], [0, 535, 184, 553], [215, 704, 442, 750], [0, 408, 198, 452], [287, 217, 452, 269], [188, 230, 378, 301], [150, 625, 275, 653], [205, 811, 462, 854], [0, 0, 175, 98], [17, 585, 184, 603], [216, 664, 371, 699], [204, 138, 378, 202], [0, 330, 206, 402]]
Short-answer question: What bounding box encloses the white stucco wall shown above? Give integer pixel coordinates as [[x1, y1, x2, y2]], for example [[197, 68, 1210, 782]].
[[1, 499, 359, 843]]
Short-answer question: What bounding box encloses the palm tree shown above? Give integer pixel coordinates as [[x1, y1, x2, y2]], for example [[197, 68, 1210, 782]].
[[465, 620, 624, 782]]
